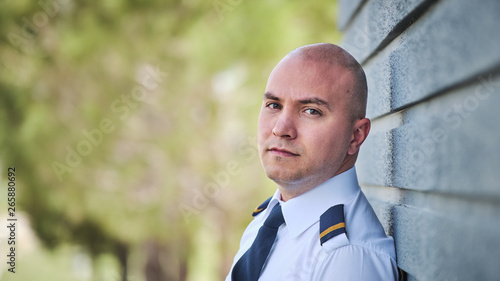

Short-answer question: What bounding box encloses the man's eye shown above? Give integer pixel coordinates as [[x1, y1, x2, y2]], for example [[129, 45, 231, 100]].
[[266, 102, 281, 110], [304, 108, 321, 116]]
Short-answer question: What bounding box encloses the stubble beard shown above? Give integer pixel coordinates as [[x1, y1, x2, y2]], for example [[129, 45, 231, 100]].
[[262, 155, 314, 197]]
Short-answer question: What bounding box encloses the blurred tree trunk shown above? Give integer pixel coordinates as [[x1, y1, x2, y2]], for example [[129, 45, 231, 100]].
[[144, 240, 168, 281], [143, 239, 190, 281], [179, 258, 188, 281], [116, 243, 129, 281]]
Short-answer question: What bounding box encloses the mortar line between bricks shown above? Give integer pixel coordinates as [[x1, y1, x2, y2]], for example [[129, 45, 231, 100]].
[[360, 0, 441, 66], [338, 0, 369, 32], [370, 63, 500, 123]]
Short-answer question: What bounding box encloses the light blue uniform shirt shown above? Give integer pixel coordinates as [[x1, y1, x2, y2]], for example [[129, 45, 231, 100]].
[[226, 167, 398, 280]]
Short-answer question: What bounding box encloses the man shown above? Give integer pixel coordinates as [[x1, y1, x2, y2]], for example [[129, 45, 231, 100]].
[[226, 43, 398, 280]]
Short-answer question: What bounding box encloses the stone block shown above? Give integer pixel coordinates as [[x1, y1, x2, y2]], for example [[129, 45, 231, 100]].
[[392, 74, 500, 197], [357, 129, 394, 187], [361, 185, 500, 280], [337, 0, 366, 30], [364, 56, 392, 118], [389, 0, 500, 110], [340, 0, 430, 63], [392, 199, 500, 280]]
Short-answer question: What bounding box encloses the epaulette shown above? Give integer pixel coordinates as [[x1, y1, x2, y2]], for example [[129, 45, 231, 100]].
[[319, 204, 347, 245], [252, 197, 272, 217]]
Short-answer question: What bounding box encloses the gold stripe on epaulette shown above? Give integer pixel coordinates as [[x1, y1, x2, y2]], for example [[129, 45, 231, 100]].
[[253, 207, 264, 214], [319, 222, 346, 239]]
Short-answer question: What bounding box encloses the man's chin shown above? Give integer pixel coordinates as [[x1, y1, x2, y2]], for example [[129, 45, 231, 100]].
[[264, 168, 304, 185]]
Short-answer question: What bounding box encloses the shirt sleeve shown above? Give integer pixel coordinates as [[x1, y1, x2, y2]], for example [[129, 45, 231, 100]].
[[312, 244, 399, 281]]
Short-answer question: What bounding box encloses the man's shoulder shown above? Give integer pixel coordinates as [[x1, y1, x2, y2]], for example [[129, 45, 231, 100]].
[[342, 191, 397, 259], [315, 198, 398, 281]]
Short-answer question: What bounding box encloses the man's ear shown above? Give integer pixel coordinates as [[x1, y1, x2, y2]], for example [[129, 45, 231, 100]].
[[347, 118, 370, 155]]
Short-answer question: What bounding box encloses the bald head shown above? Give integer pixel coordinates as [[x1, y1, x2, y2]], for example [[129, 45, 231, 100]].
[[284, 43, 367, 121]]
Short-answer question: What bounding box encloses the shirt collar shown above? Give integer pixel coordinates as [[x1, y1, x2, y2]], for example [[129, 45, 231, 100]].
[[269, 166, 360, 238]]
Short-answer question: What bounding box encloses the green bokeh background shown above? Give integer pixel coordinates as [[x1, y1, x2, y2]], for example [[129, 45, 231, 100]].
[[0, 0, 340, 280]]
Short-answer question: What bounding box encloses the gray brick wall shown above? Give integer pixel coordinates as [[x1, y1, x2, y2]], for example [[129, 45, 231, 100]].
[[339, 0, 500, 280]]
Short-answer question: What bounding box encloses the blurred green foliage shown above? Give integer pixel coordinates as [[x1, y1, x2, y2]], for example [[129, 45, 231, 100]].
[[0, 0, 340, 280]]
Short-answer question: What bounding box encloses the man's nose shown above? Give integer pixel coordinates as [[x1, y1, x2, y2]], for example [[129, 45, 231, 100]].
[[272, 111, 297, 139]]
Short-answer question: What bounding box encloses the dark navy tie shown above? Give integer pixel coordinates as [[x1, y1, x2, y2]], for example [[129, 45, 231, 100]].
[[232, 204, 285, 281]]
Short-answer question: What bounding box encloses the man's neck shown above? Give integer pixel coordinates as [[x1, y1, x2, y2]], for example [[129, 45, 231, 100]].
[[275, 154, 357, 201], [277, 166, 354, 202]]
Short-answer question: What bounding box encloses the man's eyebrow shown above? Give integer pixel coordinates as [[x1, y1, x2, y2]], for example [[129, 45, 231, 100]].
[[298, 97, 329, 108], [263, 92, 280, 101], [263, 92, 330, 109]]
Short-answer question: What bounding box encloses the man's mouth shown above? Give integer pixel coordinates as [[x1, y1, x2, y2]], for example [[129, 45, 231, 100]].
[[268, 147, 300, 157]]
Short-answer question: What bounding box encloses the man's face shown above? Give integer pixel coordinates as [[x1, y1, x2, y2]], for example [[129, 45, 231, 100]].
[[257, 56, 356, 195]]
